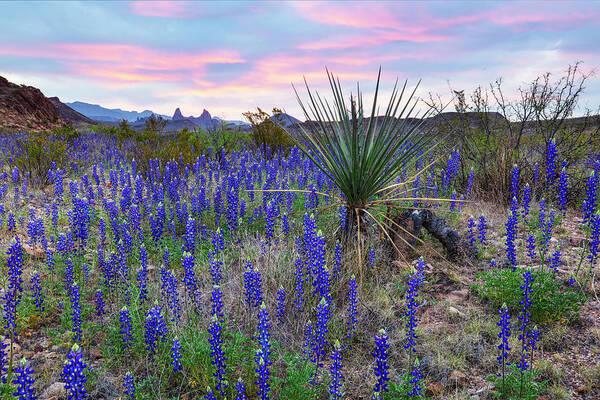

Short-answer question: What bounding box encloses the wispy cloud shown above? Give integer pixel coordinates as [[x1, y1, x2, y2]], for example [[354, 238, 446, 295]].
[[0, 1, 597, 118], [128, 1, 197, 19]]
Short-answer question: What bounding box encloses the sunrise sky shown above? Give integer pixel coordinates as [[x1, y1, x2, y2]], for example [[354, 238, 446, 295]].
[[1, 1, 599, 119]]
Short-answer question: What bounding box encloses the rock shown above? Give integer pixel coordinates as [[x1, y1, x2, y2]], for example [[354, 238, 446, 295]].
[[470, 396, 480, 400], [90, 348, 103, 359], [449, 369, 468, 386], [22, 350, 34, 359], [426, 381, 444, 397], [42, 382, 66, 399], [448, 306, 466, 318]]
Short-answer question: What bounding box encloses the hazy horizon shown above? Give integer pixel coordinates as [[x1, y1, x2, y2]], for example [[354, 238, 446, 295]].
[[1, 1, 599, 120]]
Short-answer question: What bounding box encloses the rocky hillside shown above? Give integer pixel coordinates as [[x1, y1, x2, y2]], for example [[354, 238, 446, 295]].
[[48, 97, 94, 125], [0, 75, 64, 131]]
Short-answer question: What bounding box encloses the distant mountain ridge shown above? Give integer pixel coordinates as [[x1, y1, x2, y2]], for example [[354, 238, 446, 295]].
[[66, 101, 171, 122]]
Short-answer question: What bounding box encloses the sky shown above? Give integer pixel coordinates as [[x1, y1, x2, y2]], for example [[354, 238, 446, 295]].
[[1, 1, 599, 120]]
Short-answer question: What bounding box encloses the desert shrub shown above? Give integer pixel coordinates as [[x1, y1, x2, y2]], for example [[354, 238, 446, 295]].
[[189, 125, 251, 162], [13, 132, 68, 185], [428, 62, 600, 205], [472, 268, 585, 323], [243, 107, 295, 158]]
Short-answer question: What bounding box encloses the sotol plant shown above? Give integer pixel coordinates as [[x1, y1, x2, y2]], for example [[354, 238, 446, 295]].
[[291, 69, 439, 279]]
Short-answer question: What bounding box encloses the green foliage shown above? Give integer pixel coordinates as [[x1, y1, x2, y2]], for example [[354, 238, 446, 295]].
[[243, 107, 295, 158], [473, 268, 584, 323], [274, 353, 321, 400], [488, 364, 546, 399], [14, 132, 68, 185], [386, 373, 428, 399]]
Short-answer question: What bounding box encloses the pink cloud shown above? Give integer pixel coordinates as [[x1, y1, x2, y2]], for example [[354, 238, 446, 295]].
[[128, 1, 196, 19], [0, 43, 244, 83]]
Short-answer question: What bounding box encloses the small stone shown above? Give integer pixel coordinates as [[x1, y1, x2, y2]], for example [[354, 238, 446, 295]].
[[90, 348, 103, 359], [448, 306, 465, 318], [449, 369, 468, 386], [426, 381, 444, 397], [42, 382, 66, 399]]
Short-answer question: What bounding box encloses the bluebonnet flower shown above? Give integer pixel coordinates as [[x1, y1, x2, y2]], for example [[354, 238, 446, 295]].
[[373, 329, 390, 393], [119, 306, 133, 349], [408, 358, 423, 397], [181, 252, 199, 302], [208, 251, 223, 286], [511, 164, 520, 201], [72, 197, 91, 249], [333, 241, 342, 280], [558, 167, 568, 215], [61, 344, 88, 400], [94, 290, 105, 316], [466, 168, 474, 199], [467, 216, 476, 246], [329, 340, 344, 400], [347, 274, 358, 339], [207, 314, 228, 396], [214, 185, 223, 226], [1, 339, 8, 383], [123, 372, 135, 400], [505, 208, 518, 269], [541, 210, 555, 257], [204, 387, 217, 400], [144, 304, 167, 359], [210, 285, 224, 320], [13, 357, 36, 400], [516, 269, 534, 375], [164, 270, 182, 323], [70, 283, 82, 342], [293, 257, 305, 312], [588, 211, 600, 266], [212, 228, 225, 254], [526, 235, 536, 261], [310, 298, 330, 367], [276, 286, 286, 324], [478, 215, 487, 246], [30, 270, 44, 313], [404, 266, 423, 354], [255, 303, 271, 400], [302, 320, 314, 361], [264, 200, 276, 243], [226, 183, 239, 234], [171, 336, 183, 372], [7, 212, 16, 232], [497, 303, 511, 372], [46, 250, 55, 276], [6, 240, 24, 306], [583, 171, 597, 225], [367, 248, 376, 270], [235, 378, 247, 400], [550, 247, 562, 273], [184, 218, 195, 254]]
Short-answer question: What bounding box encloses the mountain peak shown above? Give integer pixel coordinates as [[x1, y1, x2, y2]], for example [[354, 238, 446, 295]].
[[173, 107, 184, 120], [199, 109, 211, 122]]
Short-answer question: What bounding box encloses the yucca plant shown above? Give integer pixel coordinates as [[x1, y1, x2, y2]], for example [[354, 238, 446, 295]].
[[290, 69, 440, 276]]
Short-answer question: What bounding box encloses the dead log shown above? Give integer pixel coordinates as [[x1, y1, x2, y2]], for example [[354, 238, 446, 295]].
[[390, 209, 477, 261]]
